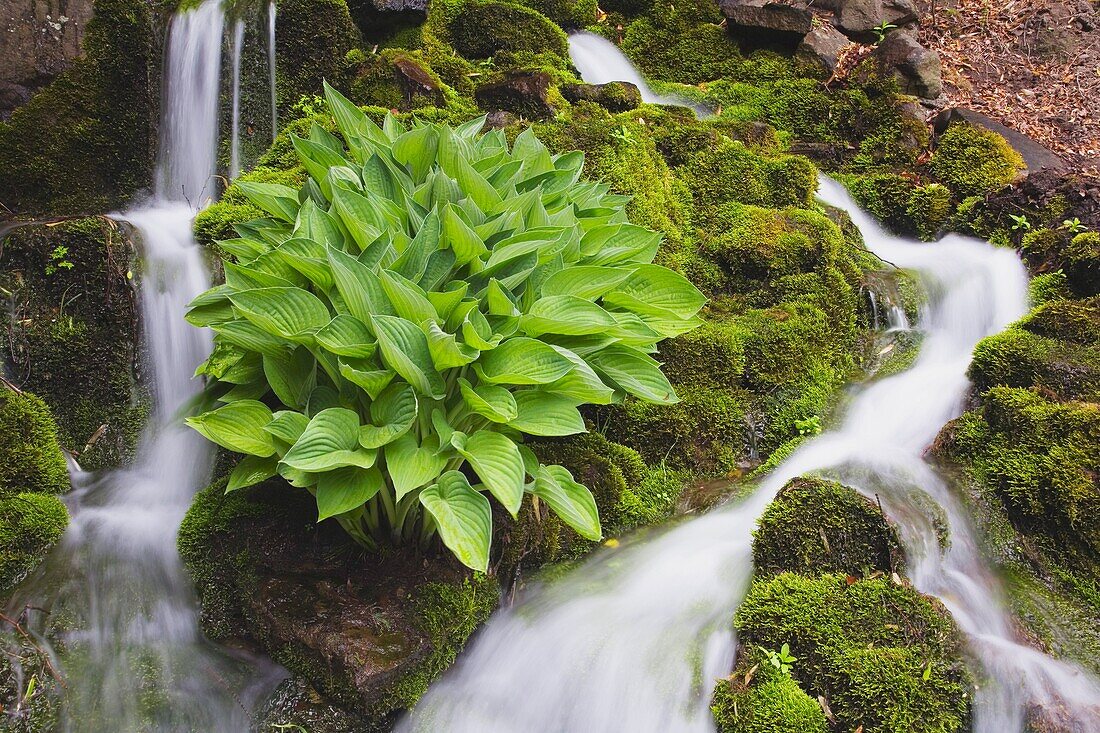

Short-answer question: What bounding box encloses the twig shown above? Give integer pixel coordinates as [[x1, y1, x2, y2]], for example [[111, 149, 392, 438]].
[[0, 611, 65, 688]]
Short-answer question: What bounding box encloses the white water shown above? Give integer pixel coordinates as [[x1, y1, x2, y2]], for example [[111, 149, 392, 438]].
[[267, 1, 278, 141], [6, 1, 282, 729], [568, 31, 700, 110], [229, 18, 246, 180], [398, 40, 1100, 733]]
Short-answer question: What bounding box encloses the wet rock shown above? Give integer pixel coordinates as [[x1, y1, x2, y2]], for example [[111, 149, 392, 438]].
[[253, 677, 374, 733], [560, 81, 642, 111], [718, 0, 815, 39], [364, 0, 428, 13], [835, 0, 919, 41], [933, 108, 1067, 176], [0, 81, 32, 120], [795, 23, 852, 74], [0, 0, 94, 90], [484, 110, 518, 129], [392, 56, 444, 107], [871, 30, 942, 99], [475, 71, 556, 120]]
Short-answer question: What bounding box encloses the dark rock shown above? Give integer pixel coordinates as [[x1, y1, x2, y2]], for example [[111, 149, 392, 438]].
[[933, 108, 1067, 175], [367, 0, 428, 12], [475, 72, 557, 120], [795, 23, 852, 74], [392, 56, 444, 107], [253, 677, 373, 733], [871, 30, 942, 98], [561, 81, 642, 112], [0, 0, 94, 89], [484, 110, 518, 129], [718, 0, 815, 38], [347, 0, 430, 42], [0, 81, 32, 120], [835, 0, 919, 41]]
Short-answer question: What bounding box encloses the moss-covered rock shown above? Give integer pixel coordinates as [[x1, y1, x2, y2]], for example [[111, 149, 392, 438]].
[[1, 219, 144, 469], [753, 477, 902, 577], [711, 646, 828, 733], [929, 122, 1025, 200], [350, 49, 446, 111], [514, 0, 597, 28], [178, 476, 498, 722], [0, 493, 68, 595], [680, 139, 818, 218], [275, 0, 363, 115], [843, 174, 952, 240], [0, 0, 157, 213], [450, 1, 568, 59], [735, 573, 971, 733], [0, 390, 69, 497]]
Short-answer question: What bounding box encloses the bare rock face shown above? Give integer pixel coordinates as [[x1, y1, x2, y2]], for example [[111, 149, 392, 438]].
[[835, 0, 918, 41], [0, 0, 94, 93], [718, 0, 815, 37], [796, 23, 852, 74], [475, 71, 556, 120], [872, 29, 942, 98]]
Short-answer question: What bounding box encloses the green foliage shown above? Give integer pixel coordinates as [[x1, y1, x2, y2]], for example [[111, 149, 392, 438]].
[[681, 140, 818, 218], [514, 0, 598, 27], [753, 477, 900, 577], [765, 643, 797, 676], [0, 493, 68, 594], [449, 2, 568, 59], [843, 174, 952, 240], [711, 646, 828, 733], [184, 85, 704, 571], [928, 123, 1024, 200], [0, 390, 70, 497], [735, 574, 971, 733]]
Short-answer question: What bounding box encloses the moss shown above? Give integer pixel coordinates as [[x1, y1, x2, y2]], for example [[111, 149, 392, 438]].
[[514, 0, 597, 27], [753, 477, 901, 577], [711, 646, 828, 733], [0, 493, 69, 594], [929, 123, 1025, 200], [1, 220, 144, 469], [349, 49, 447, 111], [969, 319, 1099, 402], [680, 139, 817, 219], [1028, 271, 1072, 307], [0, 390, 69, 497], [274, 0, 362, 115], [450, 2, 568, 59], [618, 0, 745, 85], [1063, 232, 1100, 297], [842, 174, 952, 240], [735, 573, 971, 733]]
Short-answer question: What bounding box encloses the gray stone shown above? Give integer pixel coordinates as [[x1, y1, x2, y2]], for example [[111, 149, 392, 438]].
[[872, 30, 942, 99], [836, 0, 918, 41], [933, 108, 1067, 175], [475, 72, 557, 120], [718, 0, 815, 37], [0, 81, 32, 120], [368, 0, 429, 12], [561, 81, 643, 111], [796, 24, 852, 74], [0, 0, 94, 88]]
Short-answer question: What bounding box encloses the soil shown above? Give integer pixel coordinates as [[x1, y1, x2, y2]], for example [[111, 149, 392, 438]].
[[917, 0, 1100, 173]]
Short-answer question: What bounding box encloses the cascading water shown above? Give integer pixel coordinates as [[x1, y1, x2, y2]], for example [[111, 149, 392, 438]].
[[267, 1, 278, 142], [568, 31, 702, 111], [5, 1, 282, 729], [229, 17, 246, 180], [397, 37, 1100, 733]]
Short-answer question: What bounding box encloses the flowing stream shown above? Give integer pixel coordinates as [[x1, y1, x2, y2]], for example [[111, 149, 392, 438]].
[[397, 38, 1100, 733], [229, 17, 246, 180], [5, 1, 282, 729]]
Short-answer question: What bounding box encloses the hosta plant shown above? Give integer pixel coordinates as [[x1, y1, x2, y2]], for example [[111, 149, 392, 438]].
[[184, 83, 705, 571]]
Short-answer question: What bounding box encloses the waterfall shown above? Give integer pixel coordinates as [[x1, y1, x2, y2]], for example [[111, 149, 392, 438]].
[[395, 38, 1100, 733], [567, 31, 702, 112], [6, 1, 283, 729], [267, 0, 278, 141], [229, 18, 246, 180]]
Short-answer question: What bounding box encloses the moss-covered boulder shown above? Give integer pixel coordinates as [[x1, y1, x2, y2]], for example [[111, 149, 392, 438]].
[[274, 0, 363, 115], [449, 1, 568, 59], [178, 476, 498, 724], [1, 219, 144, 469], [753, 477, 902, 577], [929, 122, 1025, 201], [0, 493, 68, 595], [711, 645, 828, 733], [735, 573, 971, 733], [350, 50, 446, 111]]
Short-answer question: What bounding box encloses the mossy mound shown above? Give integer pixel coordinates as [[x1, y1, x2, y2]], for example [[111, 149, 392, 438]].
[[753, 477, 902, 577], [929, 122, 1025, 201], [843, 174, 952, 241], [274, 0, 363, 116], [1, 219, 145, 469], [0, 390, 69, 497], [0, 493, 68, 595], [734, 573, 971, 733], [450, 2, 568, 59], [711, 646, 828, 733], [0, 0, 156, 214], [178, 476, 498, 723]]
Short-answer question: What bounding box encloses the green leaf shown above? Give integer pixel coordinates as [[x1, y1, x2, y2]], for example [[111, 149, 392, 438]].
[[323, 80, 387, 152], [543, 345, 614, 405], [458, 377, 517, 423], [521, 295, 618, 336], [281, 408, 377, 472], [380, 269, 438, 323], [212, 319, 291, 357], [264, 410, 310, 445], [385, 433, 448, 500], [359, 383, 416, 448], [186, 285, 236, 327], [477, 337, 574, 385], [262, 347, 317, 410], [226, 455, 278, 492], [529, 464, 601, 541], [540, 265, 633, 300], [392, 125, 439, 182], [438, 126, 503, 211], [588, 347, 679, 404], [315, 315, 377, 358], [602, 264, 706, 320], [338, 359, 395, 400], [333, 186, 386, 251], [328, 246, 396, 322], [371, 315, 446, 399], [425, 322, 479, 370], [235, 181, 300, 222], [453, 431, 524, 517], [185, 400, 275, 457], [419, 470, 492, 572], [315, 466, 383, 520], [229, 287, 331, 343], [442, 204, 488, 267], [509, 390, 586, 436]]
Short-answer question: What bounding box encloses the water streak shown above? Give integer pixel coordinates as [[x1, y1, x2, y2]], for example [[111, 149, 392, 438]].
[[568, 31, 702, 111], [268, 1, 278, 141], [398, 38, 1100, 733], [229, 18, 246, 180], [6, 2, 283, 729]]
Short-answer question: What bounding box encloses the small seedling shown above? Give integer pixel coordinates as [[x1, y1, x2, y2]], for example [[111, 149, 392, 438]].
[[611, 124, 636, 144], [872, 21, 897, 44], [45, 245, 74, 276], [795, 415, 822, 436], [1060, 218, 1089, 234], [766, 643, 798, 676], [1009, 214, 1031, 231]]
